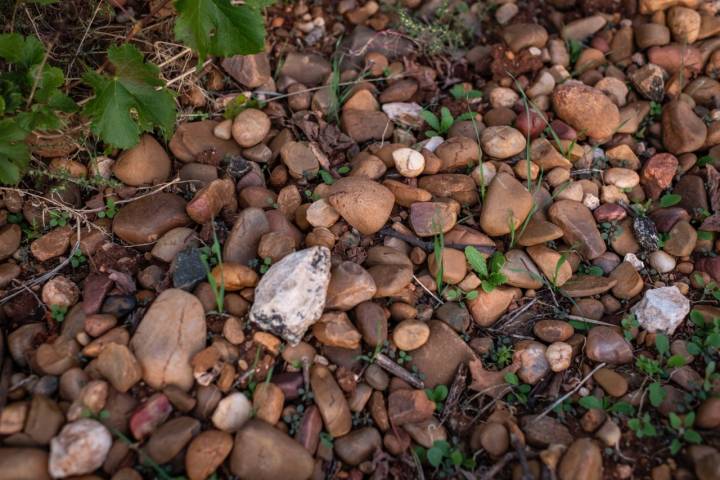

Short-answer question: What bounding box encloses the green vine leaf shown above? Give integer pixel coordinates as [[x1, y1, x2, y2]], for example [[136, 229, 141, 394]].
[[82, 43, 176, 149], [0, 119, 29, 184], [174, 0, 269, 65]]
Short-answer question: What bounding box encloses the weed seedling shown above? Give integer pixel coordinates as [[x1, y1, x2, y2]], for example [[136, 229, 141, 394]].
[[97, 198, 118, 219], [70, 249, 87, 268], [668, 411, 703, 454], [465, 246, 507, 292], [50, 305, 67, 322], [425, 384, 449, 411], [199, 226, 225, 314], [420, 106, 475, 138]]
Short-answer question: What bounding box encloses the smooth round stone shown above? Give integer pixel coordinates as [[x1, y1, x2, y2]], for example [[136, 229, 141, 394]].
[[648, 250, 677, 273], [585, 326, 633, 364], [560, 275, 617, 297], [534, 320, 574, 343], [546, 342, 573, 372], [392, 320, 430, 351], [480, 126, 526, 159], [334, 427, 382, 466], [593, 368, 628, 397]]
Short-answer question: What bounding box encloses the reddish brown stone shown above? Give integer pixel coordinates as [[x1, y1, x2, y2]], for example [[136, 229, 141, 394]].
[[640, 153, 678, 199]]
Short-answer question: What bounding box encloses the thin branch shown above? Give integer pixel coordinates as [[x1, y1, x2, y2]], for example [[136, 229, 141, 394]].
[[533, 362, 607, 422]]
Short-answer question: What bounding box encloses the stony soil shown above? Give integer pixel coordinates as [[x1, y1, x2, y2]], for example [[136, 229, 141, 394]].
[[1, 0, 720, 479]]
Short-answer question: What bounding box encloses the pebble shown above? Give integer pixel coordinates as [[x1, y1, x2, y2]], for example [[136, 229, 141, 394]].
[[250, 247, 331, 344], [521, 415, 573, 447], [409, 320, 478, 388], [648, 250, 677, 273], [662, 100, 707, 155], [223, 207, 270, 266], [113, 135, 170, 186], [558, 438, 603, 480], [552, 81, 620, 140], [185, 430, 233, 480], [0, 448, 50, 480], [515, 341, 550, 383], [334, 427, 382, 465], [146, 416, 200, 464], [393, 147, 425, 177], [230, 419, 314, 480], [546, 342, 573, 372], [480, 172, 533, 236], [593, 368, 628, 397], [41, 276, 79, 308], [49, 419, 112, 478], [130, 289, 206, 391], [211, 392, 252, 432], [313, 311, 362, 349], [393, 320, 430, 351], [310, 364, 352, 437], [534, 319, 574, 343], [549, 200, 607, 260], [130, 393, 172, 440], [585, 326, 633, 364], [631, 286, 690, 335], [480, 126, 526, 159], [232, 108, 270, 147], [328, 177, 395, 235], [96, 343, 142, 393], [112, 193, 190, 245]]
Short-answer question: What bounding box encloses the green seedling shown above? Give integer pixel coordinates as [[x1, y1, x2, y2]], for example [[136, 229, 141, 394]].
[[464, 246, 507, 293]]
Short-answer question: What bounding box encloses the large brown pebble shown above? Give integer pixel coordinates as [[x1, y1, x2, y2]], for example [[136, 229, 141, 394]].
[[480, 172, 533, 236], [112, 193, 190, 245], [558, 438, 603, 480], [185, 430, 233, 480], [327, 177, 394, 235], [113, 135, 170, 186], [585, 327, 633, 364], [310, 365, 352, 437], [533, 320, 574, 343], [388, 389, 436, 425], [593, 368, 628, 397], [230, 419, 314, 480], [662, 100, 707, 154], [0, 448, 51, 480], [552, 81, 620, 140], [169, 120, 241, 163], [231, 108, 270, 148]]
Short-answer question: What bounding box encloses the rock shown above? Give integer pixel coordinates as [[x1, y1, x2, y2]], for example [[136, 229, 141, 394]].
[[49, 419, 112, 478], [388, 389, 436, 425], [501, 24, 548, 52], [42, 275, 80, 308], [392, 320, 430, 351], [467, 286, 518, 327], [327, 177, 394, 235], [393, 147, 425, 177], [130, 289, 206, 391], [341, 109, 394, 143], [223, 207, 270, 265], [113, 193, 190, 245], [534, 320, 574, 343], [501, 249, 543, 289], [172, 247, 207, 290], [515, 341, 550, 383], [313, 311, 362, 349], [562, 15, 607, 41], [113, 135, 171, 186], [549, 200, 607, 260], [585, 327, 633, 364], [186, 430, 233, 480], [186, 178, 236, 224], [222, 53, 271, 87], [527, 244, 572, 287], [631, 286, 690, 335], [169, 120, 241, 163], [630, 64, 665, 102], [326, 261, 376, 311], [31, 226, 71, 261], [310, 364, 352, 437], [552, 81, 620, 140], [517, 219, 564, 247], [558, 438, 603, 480], [471, 422, 509, 457], [211, 262, 258, 291], [253, 382, 284, 424], [232, 108, 270, 148], [379, 79, 418, 103], [662, 100, 707, 154], [696, 397, 720, 429], [24, 395, 64, 444], [648, 250, 676, 273], [211, 392, 252, 432], [280, 141, 320, 179], [435, 136, 480, 171], [641, 153, 678, 200], [647, 45, 702, 74], [250, 247, 331, 344], [604, 168, 640, 189], [151, 227, 196, 263], [1, 449, 50, 480], [96, 343, 142, 393], [409, 321, 477, 388], [0, 223, 22, 260], [664, 220, 697, 257], [409, 202, 457, 237], [281, 52, 331, 86], [667, 6, 701, 43], [480, 172, 533, 236], [403, 418, 448, 448], [334, 427, 382, 466], [546, 341, 573, 372], [480, 126, 526, 159], [146, 416, 200, 464], [609, 261, 644, 299], [230, 419, 314, 480], [521, 415, 573, 447], [428, 247, 467, 285], [0, 262, 20, 288], [593, 368, 628, 397], [130, 393, 172, 440]]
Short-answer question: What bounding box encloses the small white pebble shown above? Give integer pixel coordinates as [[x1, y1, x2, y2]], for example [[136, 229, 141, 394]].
[[528, 46, 542, 57], [583, 193, 600, 210], [624, 253, 644, 270]]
